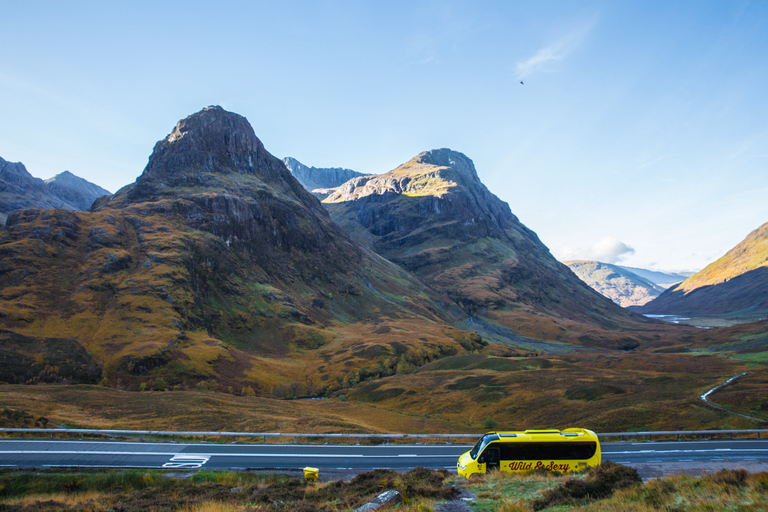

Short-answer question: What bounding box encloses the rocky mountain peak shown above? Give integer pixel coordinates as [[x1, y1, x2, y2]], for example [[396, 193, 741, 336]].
[[156, 105, 264, 157], [0, 157, 44, 191], [410, 148, 479, 181], [44, 170, 76, 183], [45, 170, 111, 211], [103, 106, 322, 212]]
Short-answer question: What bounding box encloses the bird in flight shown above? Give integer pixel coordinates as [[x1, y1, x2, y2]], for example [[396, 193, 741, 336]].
[[519, 80, 524, 85]]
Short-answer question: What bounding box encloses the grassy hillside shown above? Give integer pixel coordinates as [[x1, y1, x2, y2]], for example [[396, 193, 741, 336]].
[[2, 346, 761, 434]]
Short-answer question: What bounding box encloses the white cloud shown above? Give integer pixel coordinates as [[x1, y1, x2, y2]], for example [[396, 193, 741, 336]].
[[515, 16, 598, 80], [557, 236, 635, 264], [590, 236, 635, 263]]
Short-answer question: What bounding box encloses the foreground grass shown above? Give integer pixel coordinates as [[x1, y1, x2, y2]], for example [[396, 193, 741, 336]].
[[458, 464, 768, 511], [0, 467, 452, 511], [2, 465, 768, 511]]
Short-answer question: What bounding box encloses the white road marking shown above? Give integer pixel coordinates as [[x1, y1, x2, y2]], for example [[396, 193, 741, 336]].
[[163, 455, 210, 469], [0, 450, 431, 458], [43, 465, 159, 469], [1, 450, 177, 456], [605, 449, 768, 455]]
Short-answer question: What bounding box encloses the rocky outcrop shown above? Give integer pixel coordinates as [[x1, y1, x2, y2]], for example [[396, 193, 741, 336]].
[[283, 157, 367, 199], [0, 157, 110, 225]]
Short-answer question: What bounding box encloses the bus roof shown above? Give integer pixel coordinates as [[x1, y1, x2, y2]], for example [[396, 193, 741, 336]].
[[483, 428, 597, 441]]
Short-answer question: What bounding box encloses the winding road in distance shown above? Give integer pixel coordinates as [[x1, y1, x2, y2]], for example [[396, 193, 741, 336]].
[[2, 439, 768, 478]]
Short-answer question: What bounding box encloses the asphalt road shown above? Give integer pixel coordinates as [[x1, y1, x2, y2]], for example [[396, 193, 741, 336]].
[[1, 439, 767, 477]]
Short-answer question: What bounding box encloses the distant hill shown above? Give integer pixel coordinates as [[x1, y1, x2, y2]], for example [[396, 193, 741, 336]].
[[639, 221, 768, 315], [618, 266, 691, 289], [0, 157, 110, 225], [323, 148, 657, 349], [45, 170, 111, 211], [283, 157, 367, 199], [564, 260, 665, 307]]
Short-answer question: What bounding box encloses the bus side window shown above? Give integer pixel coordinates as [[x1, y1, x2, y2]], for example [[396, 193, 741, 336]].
[[499, 443, 518, 460], [498, 442, 597, 461]]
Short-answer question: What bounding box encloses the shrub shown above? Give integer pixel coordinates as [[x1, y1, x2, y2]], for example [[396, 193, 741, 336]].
[[704, 468, 749, 487], [484, 417, 499, 430], [531, 461, 641, 510], [248, 467, 456, 510]]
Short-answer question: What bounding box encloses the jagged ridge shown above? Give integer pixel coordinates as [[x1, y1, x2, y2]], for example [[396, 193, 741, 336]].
[[283, 157, 366, 199]]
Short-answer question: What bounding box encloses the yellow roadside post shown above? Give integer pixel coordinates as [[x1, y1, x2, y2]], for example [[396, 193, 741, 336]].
[[303, 467, 319, 482]]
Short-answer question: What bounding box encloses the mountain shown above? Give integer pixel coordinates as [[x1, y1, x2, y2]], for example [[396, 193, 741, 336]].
[[0, 157, 110, 225], [0, 107, 483, 393], [639, 221, 768, 315], [617, 266, 691, 289], [564, 260, 665, 307], [323, 149, 657, 349], [45, 171, 111, 211], [283, 157, 367, 199]]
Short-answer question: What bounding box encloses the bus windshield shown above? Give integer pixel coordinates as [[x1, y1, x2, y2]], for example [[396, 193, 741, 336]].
[[469, 434, 499, 459]]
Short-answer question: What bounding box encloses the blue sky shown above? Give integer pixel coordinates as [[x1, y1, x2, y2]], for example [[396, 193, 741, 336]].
[[1, 0, 767, 272]]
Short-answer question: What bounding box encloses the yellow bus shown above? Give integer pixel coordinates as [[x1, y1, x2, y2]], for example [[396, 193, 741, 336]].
[[457, 428, 601, 479]]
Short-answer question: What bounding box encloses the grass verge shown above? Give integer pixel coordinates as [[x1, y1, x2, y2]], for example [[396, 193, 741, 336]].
[[3, 465, 768, 511], [456, 464, 768, 511]]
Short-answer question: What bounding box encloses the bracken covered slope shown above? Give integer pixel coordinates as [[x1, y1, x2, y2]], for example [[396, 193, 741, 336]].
[[323, 149, 659, 348], [0, 107, 484, 393], [564, 260, 664, 307], [640, 221, 768, 315]]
